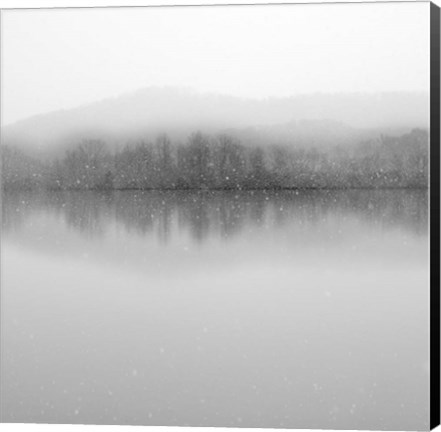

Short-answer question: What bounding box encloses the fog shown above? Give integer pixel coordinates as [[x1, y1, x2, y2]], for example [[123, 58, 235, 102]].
[[0, 3, 431, 430], [1, 89, 429, 155], [2, 2, 429, 126]]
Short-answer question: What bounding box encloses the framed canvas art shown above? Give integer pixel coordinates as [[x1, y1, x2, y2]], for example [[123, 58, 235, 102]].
[[0, 1, 439, 431]]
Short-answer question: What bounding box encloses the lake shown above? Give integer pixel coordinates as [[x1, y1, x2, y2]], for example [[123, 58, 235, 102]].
[[0, 189, 429, 430]]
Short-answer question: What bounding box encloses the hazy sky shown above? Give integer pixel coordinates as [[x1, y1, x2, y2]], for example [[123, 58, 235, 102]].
[[1, 2, 429, 125]]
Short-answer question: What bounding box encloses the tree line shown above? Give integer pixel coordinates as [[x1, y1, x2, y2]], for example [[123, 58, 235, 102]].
[[1, 128, 428, 191]]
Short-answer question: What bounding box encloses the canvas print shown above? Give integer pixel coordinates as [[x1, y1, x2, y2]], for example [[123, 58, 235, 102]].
[[0, 2, 437, 430]]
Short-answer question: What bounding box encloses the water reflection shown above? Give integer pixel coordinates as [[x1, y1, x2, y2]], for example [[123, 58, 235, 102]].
[[1, 189, 428, 242], [0, 189, 429, 430]]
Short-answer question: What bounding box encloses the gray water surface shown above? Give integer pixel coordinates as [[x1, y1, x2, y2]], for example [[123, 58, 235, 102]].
[[0, 190, 429, 430]]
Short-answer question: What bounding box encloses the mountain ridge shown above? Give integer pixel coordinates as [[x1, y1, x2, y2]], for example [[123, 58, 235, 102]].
[[2, 87, 429, 156]]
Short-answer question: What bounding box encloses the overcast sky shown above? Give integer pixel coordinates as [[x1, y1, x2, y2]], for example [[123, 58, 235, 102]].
[[1, 2, 429, 125]]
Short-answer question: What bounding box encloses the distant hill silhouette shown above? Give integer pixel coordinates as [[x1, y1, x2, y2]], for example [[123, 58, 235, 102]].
[[2, 87, 428, 156]]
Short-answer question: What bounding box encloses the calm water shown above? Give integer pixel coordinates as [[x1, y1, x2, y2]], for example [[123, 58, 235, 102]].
[[0, 190, 429, 430]]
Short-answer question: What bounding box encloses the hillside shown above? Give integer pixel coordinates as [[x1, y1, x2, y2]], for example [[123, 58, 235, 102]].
[[1, 87, 428, 156]]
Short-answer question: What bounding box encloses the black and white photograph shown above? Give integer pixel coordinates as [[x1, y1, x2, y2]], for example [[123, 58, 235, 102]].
[[0, 1, 439, 431]]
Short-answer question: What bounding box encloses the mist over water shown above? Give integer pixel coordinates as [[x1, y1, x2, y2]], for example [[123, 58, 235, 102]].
[[1, 189, 429, 430], [0, 3, 431, 430]]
